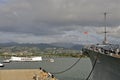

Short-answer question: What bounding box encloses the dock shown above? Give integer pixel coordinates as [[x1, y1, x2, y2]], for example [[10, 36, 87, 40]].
[[0, 69, 58, 80]]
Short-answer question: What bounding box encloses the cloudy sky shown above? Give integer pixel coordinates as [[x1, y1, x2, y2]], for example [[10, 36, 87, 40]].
[[0, 0, 120, 44]]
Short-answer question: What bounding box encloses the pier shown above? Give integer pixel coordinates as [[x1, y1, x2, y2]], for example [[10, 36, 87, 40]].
[[0, 69, 58, 80]]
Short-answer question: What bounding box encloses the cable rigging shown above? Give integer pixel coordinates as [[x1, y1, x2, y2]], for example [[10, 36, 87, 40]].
[[49, 51, 98, 80], [85, 53, 98, 80], [51, 56, 82, 74]]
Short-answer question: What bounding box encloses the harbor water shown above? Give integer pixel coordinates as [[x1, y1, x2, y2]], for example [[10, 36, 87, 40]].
[[0, 57, 92, 80]]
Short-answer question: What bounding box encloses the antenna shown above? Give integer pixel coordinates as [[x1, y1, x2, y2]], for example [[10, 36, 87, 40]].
[[103, 12, 108, 44]]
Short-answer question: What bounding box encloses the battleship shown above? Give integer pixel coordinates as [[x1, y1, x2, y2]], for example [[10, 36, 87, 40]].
[[83, 13, 120, 80]]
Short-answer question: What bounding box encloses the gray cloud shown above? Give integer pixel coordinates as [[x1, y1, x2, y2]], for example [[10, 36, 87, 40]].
[[0, 0, 120, 43]]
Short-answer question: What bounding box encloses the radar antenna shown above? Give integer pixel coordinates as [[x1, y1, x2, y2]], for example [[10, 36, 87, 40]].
[[103, 12, 108, 44]]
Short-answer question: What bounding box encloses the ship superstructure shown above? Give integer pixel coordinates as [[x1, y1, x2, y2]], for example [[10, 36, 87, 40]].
[[83, 13, 120, 80]]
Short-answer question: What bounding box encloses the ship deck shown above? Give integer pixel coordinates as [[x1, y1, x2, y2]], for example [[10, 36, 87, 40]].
[[110, 54, 120, 58], [85, 46, 120, 59]]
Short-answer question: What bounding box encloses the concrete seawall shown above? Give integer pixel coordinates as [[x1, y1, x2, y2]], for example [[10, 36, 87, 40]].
[[0, 69, 57, 80]]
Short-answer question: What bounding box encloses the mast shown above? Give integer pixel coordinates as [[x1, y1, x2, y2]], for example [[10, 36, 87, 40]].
[[103, 12, 108, 44]]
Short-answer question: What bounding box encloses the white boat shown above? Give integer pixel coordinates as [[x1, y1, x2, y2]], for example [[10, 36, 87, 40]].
[[0, 63, 4, 67], [3, 59, 11, 63], [9, 56, 42, 62], [49, 59, 54, 62]]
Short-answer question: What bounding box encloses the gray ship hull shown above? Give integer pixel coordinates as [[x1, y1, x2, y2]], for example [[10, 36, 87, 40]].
[[84, 49, 120, 80]]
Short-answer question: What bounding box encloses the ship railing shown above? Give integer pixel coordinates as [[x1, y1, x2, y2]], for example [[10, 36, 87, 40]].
[[84, 44, 120, 58], [100, 48, 120, 58]]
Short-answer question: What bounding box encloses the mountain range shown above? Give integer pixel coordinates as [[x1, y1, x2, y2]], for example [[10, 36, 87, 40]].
[[0, 42, 83, 50]]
